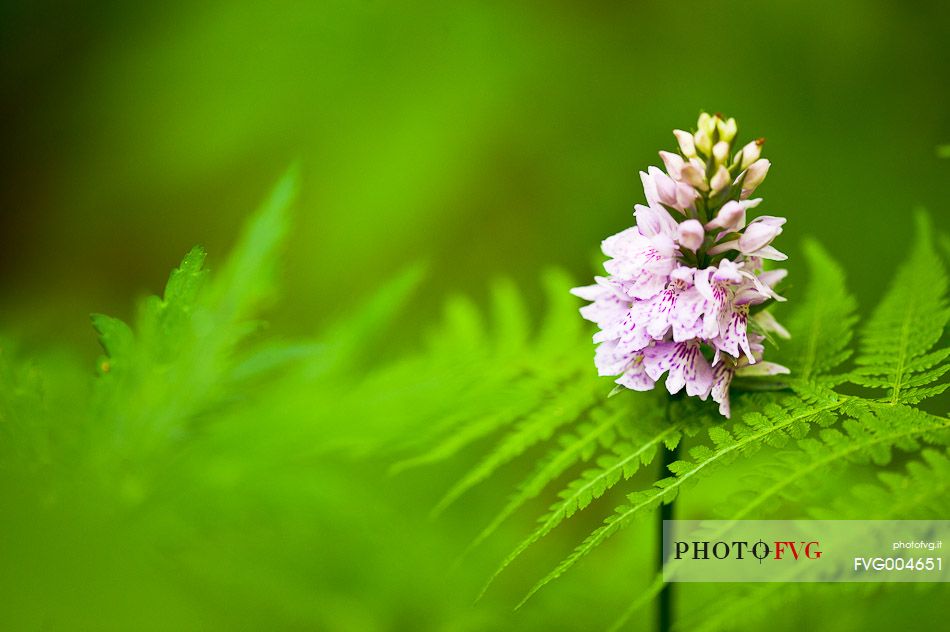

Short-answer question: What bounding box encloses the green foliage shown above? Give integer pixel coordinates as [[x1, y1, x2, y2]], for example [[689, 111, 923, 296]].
[[83, 169, 298, 487], [782, 240, 857, 383], [464, 403, 626, 556], [850, 212, 950, 404], [478, 397, 675, 601], [388, 211, 949, 624], [667, 448, 950, 632], [511, 390, 848, 608], [835, 447, 950, 518], [726, 403, 950, 523], [1, 167, 947, 630], [0, 169, 432, 629]]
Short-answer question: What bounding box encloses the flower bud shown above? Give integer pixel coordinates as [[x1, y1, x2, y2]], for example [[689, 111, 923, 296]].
[[634, 203, 678, 239], [712, 141, 730, 165], [742, 159, 771, 193], [659, 151, 684, 179], [642, 166, 696, 212], [717, 117, 738, 142], [680, 162, 708, 191], [710, 165, 730, 194], [705, 200, 746, 232], [739, 216, 785, 253], [751, 215, 786, 227], [673, 129, 697, 158], [693, 129, 712, 156], [641, 167, 670, 209], [674, 182, 698, 209], [697, 112, 716, 136], [654, 170, 677, 203], [677, 219, 704, 252], [738, 139, 764, 169]]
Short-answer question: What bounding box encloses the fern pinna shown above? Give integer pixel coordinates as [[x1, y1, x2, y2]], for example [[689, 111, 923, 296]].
[[395, 203, 949, 629]]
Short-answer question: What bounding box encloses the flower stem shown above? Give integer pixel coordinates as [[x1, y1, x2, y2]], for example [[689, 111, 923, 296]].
[[657, 398, 679, 632]]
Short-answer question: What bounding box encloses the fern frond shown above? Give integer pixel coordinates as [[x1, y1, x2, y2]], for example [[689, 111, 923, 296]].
[[674, 447, 950, 632], [374, 214, 947, 620], [390, 271, 592, 470], [208, 165, 298, 319], [89, 167, 298, 467], [463, 398, 624, 554], [478, 394, 673, 599], [307, 263, 425, 376], [488, 277, 532, 355], [676, 581, 787, 632], [535, 269, 586, 350], [387, 360, 585, 473], [780, 239, 857, 382], [726, 405, 950, 522], [610, 427, 950, 632], [515, 393, 844, 607], [608, 574, 665, 632], [431, 376, 604, 515], [850, 211, 950, 403], [841, 447, 950, 518]]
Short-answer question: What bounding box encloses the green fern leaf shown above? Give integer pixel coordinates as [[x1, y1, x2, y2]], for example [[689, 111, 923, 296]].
[[516, 393, 844, 606], [390, 269, 591, 471], [432, 377, 604, 514], [780, 239, 857, 382], [90, 167, 298, 463], [489, 278, 532, 355], [208, 165, 298, 320], [675, 446, 950, 632], [463, 401, 623, 554], [844, 447, 950, 518], [727, 405, 950, 522], [850, 211, 950, 403], [479, 398, 675, 600], [536, 269, 586, 350]]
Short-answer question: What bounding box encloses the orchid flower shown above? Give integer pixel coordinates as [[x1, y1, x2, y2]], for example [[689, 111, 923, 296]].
[[572, 112, 789, 417]]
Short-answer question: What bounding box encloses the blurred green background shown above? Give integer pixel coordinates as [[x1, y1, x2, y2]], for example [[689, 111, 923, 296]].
[[1, 1, 948, 630]]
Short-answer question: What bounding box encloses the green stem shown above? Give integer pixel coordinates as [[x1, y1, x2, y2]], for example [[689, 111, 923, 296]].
[[657, 397, 679, 632]]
